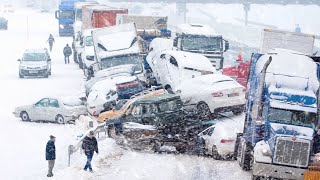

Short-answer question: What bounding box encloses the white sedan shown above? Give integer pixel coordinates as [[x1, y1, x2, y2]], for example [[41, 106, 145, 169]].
[[198, 117, 244, 159], [178, 74, 246, 119], [13, 97, 87, 124]]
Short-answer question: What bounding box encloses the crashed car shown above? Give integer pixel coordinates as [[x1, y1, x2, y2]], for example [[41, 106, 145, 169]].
[[13, 97, 87, 124], [106, 93, 207, 153], [96, 88, 166, 123]]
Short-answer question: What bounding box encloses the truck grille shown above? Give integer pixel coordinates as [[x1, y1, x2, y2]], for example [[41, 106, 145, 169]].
[[273, 138, 310, 167]]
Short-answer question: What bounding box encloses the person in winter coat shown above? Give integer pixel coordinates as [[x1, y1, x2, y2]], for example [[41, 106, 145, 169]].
[[82, 131, 98, 172], [46, 135, 56, 177], [47, 34, 55, 52], [63, 44, 72, 64]]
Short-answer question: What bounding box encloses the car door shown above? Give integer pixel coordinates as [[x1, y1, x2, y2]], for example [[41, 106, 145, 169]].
[[200, 127, 215, 153], [47, 98, 61, 122], [31, 98, 49, 121]]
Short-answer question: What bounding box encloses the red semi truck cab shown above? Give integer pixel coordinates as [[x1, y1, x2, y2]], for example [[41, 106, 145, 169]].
[[81, 5, 128, 30]]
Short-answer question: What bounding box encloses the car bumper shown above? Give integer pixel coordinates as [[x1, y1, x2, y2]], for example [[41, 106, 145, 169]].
[[12, 112, 20, 118], [207, 95, 245, 113], [20, 69, 47, 76], [252, 162, 305, 180]]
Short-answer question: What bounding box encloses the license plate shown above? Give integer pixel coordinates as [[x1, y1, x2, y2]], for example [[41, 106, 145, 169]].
[[228, 93, 239, 97], [29, 70, 38, 74]]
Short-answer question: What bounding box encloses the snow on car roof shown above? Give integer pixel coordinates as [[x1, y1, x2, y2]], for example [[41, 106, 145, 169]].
[[176, 24, 217, 36], [95, 64, 135, 79], [163, 50, 215, 72], [256, 50, 319, 93], [24, 49, 47, 54]]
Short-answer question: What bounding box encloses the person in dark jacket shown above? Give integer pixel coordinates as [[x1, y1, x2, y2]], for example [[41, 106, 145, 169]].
[[63, 44, 72, 64], [46, 135, 56, 177], [47, 34, 55, 52], [82, 131, 98, 172]]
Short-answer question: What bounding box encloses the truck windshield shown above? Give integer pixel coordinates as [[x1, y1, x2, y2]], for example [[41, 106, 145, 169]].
[[23, 53, 46, 61], [60, 10, 74, 19], [182, 36, 222, 51], [75, 9, 82, 21], [101, 54, 143, 73], [268, 107, 316, 127], [85, 36, 93, 46]]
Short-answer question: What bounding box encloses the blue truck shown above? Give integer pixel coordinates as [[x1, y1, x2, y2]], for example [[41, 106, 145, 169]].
[[55, 0, 84, 36], [235, 49, 320, 179]]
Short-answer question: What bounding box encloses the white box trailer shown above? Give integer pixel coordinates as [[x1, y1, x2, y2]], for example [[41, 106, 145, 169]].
[[261, 28, 315, 56]]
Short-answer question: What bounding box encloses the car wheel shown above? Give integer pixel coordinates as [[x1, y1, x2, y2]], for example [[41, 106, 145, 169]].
[[19, 72, 24, 78], [20, 111, 30, 121], [56, 115, 65, 124], [212, 145, 221, 160], [197, 102, 211, 119]]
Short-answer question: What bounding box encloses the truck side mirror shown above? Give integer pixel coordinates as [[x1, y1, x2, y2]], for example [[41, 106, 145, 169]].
[[173, 37, 178, 47], [55, 11, 59, 19], [224, 40, 229, 52]]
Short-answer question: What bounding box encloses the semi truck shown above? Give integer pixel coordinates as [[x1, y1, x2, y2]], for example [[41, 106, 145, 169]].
[[55, 0, 84, 36], [235, 48, 320, 179], [89, 23, 144, 79], [116, 14, 171, 53], [172, 24, 229, 70], [223, 28, 316, 87], [81, 5, 128, 30], [73, 1, 98, 35]]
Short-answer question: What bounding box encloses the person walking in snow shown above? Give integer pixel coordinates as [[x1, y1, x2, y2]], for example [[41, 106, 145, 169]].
[[63, 44, 72, 64], [47, 34, 55, 52], [46, 135, 56, 177], [82, 131, 99, 172]]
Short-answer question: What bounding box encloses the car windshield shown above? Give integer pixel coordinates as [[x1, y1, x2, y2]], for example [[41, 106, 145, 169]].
[[75, 9, 82, 21], [101, 54, 143, 73], [85, 36, 93, 46], [158, 99, 181, 112], [23, 53, 46, 61], [117, 81, 145, 99], [268, 107, 316, 128], [182, 36, 222, 51], [60, 10, 74, 19]]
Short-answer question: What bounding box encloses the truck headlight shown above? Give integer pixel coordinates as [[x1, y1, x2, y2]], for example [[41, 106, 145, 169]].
[[59, 24, 64, 29]]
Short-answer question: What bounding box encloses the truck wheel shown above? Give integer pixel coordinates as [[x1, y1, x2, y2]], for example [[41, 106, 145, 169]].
[[56, 115, 65, 124], [197, 102, 211, 119], [239, 139, 253, 171], [20, 111, 30, 121]]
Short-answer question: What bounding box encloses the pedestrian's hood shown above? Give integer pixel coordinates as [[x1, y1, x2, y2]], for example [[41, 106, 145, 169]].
[[92, 23, 141, 60]]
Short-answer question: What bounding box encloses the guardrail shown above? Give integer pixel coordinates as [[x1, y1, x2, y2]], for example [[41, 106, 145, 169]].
[[67, 121, 107, 167]]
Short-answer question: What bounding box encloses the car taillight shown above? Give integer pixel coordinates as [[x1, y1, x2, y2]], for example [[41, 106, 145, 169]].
[[211, 92, 223, 97], [116, 81, 139, 88], [220, 139, 234, 143]]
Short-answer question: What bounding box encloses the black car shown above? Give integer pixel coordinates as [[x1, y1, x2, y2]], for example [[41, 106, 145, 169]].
[[106, 94, 206, 153], [0, 17, 8, 30]]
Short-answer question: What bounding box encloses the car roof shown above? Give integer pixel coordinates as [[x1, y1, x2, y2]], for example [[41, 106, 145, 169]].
[[24, 49, 47, 54], [158, 50, 215, 72], [136, 94, 180, 104]]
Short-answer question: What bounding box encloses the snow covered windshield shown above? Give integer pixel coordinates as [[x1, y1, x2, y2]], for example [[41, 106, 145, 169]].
[[60, 10, 74, 19], [23, 53, 46, 61], [101, 54, 143, 73], [85, 36, 93, 46], [268, 107, 316, 127], [182, 36, 222, 51]]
